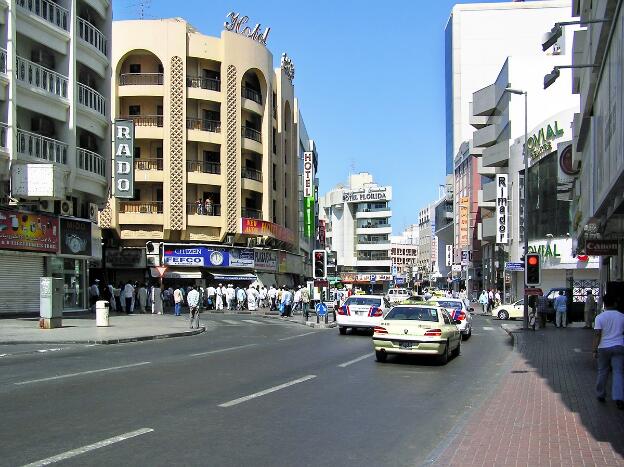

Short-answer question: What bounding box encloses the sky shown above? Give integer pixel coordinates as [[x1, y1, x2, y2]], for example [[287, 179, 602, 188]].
[[113, 0, 503, 234]]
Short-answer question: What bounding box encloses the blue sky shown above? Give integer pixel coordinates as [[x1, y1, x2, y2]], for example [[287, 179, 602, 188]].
[[113, 0, 502, 234]]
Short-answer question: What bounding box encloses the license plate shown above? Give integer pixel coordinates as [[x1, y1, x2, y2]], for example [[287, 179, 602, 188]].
[[399, 341, 412, 349], [356, 311, 365, 316]]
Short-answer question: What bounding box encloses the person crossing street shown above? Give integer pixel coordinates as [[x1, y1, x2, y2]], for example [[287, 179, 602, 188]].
[[187, 285, 200, 329]]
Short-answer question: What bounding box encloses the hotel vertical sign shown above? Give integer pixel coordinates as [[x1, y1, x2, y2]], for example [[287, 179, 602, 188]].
[[113, 119, 134, 198], [303, 151, 315, 239], [496, 174, 509, 244]]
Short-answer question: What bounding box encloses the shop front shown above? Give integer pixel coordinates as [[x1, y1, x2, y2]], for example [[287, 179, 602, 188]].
[[340, 273, 393, 294]]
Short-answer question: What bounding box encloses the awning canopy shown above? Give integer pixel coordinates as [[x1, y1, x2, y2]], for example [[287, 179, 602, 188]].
[[210, 273, 257, 282]]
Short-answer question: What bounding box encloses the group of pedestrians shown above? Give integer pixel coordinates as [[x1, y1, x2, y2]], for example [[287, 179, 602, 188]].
[[478, 288, 502, 314], [89, 280, 163, 315]]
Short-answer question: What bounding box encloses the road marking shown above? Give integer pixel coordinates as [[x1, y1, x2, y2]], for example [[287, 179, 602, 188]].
[[14, 362, 151, 386], [482, 326, 494, 331], [21, 428, 154, 467], [220, 319, 240, 325], [190, 344, 257, 357], [338, 353, 374, 368], [218, 375, 317, 408], [278, 332, 316, 341], [36, 348, 62, 353], [574, 348, 582, 353], [242, 319, 268, 325]]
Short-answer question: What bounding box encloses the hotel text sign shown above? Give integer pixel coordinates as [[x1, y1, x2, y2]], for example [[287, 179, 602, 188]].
[[303, 152, 314, 198], [342, 190, 387, 203], [496, 174, 508, 244], [114, 119, 134, 199], [224, 12, 270, 45]]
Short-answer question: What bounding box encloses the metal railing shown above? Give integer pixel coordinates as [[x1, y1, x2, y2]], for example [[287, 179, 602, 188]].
[[16, 56, 68, 98], [0, 123, 8, 150], [186, 202, 221, 216], [77, 148, 105, 177], [134, 158, 163, 171], [186, 76, 220, 91], [119, 73, 164, 85], [186, 160, 220, 174], [186, 117, 220, 133], [77, 17, 107, 57], [77, 83, 106, 116], [242, 167, 263, 182], [122, 115, 163, 127], [16, 129, 67, 164], [357, 205, 391, 213], [119, 201, 163, 214], [242, 86, 262, 104], [241, 207, 262, 219], [242, 126, 262, 143], [358, 237, 390, 244], [0, 48, 6, 74], [357, 253, 390, 261], [357, 222, 391, 229], [17, 0, 69, 32]]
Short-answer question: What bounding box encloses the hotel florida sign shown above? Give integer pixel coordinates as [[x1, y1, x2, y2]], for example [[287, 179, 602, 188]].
[[496, 174, 509, 244], [224, 12, 270, 45]]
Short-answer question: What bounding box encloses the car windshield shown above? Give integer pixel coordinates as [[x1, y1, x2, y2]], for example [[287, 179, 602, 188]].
[[344, 297, 381, 307], [432, 300, 462, 310], [385, 307, 439, 321]]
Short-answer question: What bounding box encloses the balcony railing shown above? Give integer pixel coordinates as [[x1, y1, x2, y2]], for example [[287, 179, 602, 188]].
[[0, 123, 8, 150], [357, 253, 390, 261], [242, 126, 262, 143], [242, 207, 262, 219], [358, 238, 390, 244], [16, 129, 67, 164], [77, 17, 107, 57], [186, 117, 221, 133], [186, 160, 220, 174], [134, 158, 163, 171], [186, 76, 220, 92], [0, 48, 6, 74], [119, 73, 164, 85], [77, 83, 106, 116], [357, 205, 391, 213], [242, 167, 262, 182], [77, 148, 105, 177], [122, 115, 163, 127], [242, 86, 262, 104], [16, 56, 68, 98], [357, 222, 391, 229], [186, 202, 221, 216], [17, 0, 69, 32], [119, 201, 163, 214]]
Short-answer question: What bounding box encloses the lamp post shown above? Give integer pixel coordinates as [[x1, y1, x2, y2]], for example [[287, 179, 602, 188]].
[[505, 87, 529, 329]]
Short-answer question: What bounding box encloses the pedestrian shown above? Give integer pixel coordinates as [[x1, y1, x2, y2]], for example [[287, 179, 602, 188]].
[[236, 286, 246, 310], [281, 285, 293, 317], [151, 284, 164, 315], [173, 286, 183, 316], [89, 279, 100, 313], [554, 290, 568, 328], [487, 289, 494, 313], [114, 283, 123, 313], [301, 285, 310, 313], [101, 282, 112, 310], [123, 281, 134, 314], [478, 290, 488, 314], [293, 286, 302, 314], [226, 284, 236, 310], [247, 285, 258, 311], [259, 285, 268, 309], [268, 284, 277, 311], [215, 283, 224, 311], [196, 198, 203, 215], [494, 289, 501, 307], [207, 283, 216, 310], [584, 289, 597, 329], [187, 285, 201, 329], [424, 288, 432, 300], [537, 293, 549, 328], [593, 293, 624, 409], [137, 283, 148, 313], [528, 294, 537, 330], [107, 283, 116, 312]]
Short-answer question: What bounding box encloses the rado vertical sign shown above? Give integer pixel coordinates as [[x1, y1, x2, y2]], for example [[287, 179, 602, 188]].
[[496, 174, 509, 244], [114, 119, 134, 198]]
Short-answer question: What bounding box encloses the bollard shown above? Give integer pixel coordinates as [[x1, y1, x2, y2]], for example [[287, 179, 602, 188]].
[[96, 300, 110, 327], [325, 311, 328, 324], [317, 311, 320, 324]]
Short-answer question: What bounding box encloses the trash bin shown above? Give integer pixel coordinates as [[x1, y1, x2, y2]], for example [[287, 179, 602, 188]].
[[96, 300, 110, 327]]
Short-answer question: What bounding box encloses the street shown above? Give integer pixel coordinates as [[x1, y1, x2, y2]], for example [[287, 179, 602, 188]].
[[0, 314, 512, 467]]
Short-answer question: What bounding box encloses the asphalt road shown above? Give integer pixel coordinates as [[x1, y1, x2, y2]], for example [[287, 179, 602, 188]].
[[0, 314, 514, 467]]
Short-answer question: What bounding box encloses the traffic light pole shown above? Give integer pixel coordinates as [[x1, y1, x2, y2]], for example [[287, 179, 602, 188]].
[[522, 92, 529, 330]]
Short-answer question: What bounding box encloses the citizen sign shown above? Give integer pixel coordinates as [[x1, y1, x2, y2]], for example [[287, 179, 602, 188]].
[[114, 119, 134, 198]]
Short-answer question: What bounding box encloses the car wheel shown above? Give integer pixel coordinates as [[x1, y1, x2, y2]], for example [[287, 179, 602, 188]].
[[339, 326, 347, 335], [375, 351, 387, 362], [437, 340, 450, 365], [452, 339, 461, 358], [462, 327, 472, 341], [497, 310, 509, 320]]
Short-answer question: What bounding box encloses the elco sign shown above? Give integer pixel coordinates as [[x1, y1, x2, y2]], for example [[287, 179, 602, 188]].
[[113, 120, 134, 198]]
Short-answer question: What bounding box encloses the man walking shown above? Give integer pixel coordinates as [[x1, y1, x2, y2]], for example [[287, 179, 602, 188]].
[[215, 283, 224, 311], [593, 294, 624, 409], [89, 279, 100, 313], [268, 285, 277, 311], [207, 283, 216, 310], [173, 286, 183, 316], [281, 286, 293, 317], [554, 290, 568, 328], [584, 289, 597, 329], [123, 281, 134, 314], [137, 283, 148, 313], [187, 285, 201, 329], [537, 293, 549, 328]]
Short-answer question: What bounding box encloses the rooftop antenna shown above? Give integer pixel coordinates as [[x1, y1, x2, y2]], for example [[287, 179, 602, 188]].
[[127, 0, 152, 19]]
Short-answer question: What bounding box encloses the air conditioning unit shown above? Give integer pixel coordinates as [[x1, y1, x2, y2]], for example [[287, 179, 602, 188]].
[[38, 200, 54, 213], [146, 255, 161, 267], [60, 200, 73, 216], [88, 203, 99, 222]]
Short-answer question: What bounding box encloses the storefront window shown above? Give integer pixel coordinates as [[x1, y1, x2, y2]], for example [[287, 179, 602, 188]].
[[50, 257, 85, 310]]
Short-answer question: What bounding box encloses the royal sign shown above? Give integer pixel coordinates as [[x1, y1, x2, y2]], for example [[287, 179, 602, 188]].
[[114, 119, 134, 198], [527, 121, 564, 161], [224, 12, 270, 45], [496, 174, 509, 244]]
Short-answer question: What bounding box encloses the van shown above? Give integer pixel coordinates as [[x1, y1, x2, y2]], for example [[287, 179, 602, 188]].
[[386, 288, 411, 303]]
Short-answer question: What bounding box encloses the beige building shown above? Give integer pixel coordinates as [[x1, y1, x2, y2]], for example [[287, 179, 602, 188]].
[[99, 18, 305, 282]]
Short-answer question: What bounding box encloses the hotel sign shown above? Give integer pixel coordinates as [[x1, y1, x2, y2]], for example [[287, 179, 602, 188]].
[[496, 174, 509, 244], [113, 119, 134, 198], [342, 189, 388, 203], [224, 12, 270, 45], [303, 152, 314, 198], [527, 121, 564, 161]]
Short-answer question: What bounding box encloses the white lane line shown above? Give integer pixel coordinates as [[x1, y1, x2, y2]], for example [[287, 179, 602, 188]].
[[220, 319, 240, 325], [278, 332, 317, 341], [338, 353, 374, 368], [37, 348, 62, 353], [219, 375, 316, 408], [242, 319, 268, 325], [190, 343, 257, 357], [21, 428, 154, 467], [482, 326, 494, 331], [14, 362, 151, 386]]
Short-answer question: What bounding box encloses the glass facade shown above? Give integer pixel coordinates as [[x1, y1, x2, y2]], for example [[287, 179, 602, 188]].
[[50, 257, 86, 310], [444, 17, 454, 175]]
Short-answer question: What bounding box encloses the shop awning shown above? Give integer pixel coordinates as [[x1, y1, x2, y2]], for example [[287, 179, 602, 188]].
[[210, 273, 257, 282], [254, 272, 277, 287]]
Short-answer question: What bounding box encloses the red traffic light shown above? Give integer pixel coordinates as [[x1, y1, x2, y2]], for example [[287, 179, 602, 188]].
[[527, 256, 539, 266]]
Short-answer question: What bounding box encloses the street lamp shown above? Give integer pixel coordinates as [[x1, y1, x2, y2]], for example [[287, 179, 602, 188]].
[[505, 87, 529, 329], [543, 64, 598, 89]]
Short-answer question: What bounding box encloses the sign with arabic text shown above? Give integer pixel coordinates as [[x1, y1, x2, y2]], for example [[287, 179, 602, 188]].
[[0, 210, 58, 253]]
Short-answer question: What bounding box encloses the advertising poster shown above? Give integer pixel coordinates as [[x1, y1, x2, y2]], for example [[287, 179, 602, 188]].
[[230, 248, 255, 268], [254, 250, 277, 271], [60, 218, 92, 256], [163, 246, 230, 267], [0, 210, 59, 253]]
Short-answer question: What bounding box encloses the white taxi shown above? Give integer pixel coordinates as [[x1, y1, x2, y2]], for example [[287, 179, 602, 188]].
[[337, 295, 391, 335], [492, 299, 525, 320], [387, 288, 411, 304]]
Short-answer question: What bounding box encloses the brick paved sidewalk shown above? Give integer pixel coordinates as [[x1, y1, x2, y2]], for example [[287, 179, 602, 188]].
[[432, 327, 624, 466]]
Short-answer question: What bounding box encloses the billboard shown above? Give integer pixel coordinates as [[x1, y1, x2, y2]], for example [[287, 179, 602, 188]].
[[0, 210, 59, 253], [60, 218, 92, 256], [163, 246, 230, 267]]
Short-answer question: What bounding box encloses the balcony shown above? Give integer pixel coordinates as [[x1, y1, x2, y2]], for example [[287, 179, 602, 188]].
[[241, 207, 262, 219], [17, 0, 69, 32], [242, 126, 261, 143], [16, 129, 67, 164], [186, 76, 220, 92], [357, 252, 390, 261], [119, 201, 163, 214], [482, 140, 510, 168], [77, 83, 106, 117], [186, 160, 220, 174], [124, 115, 163, 127], [0, 48, 6, 74], [241, 86, 261, 104], [186, 117, 220, 133], [186, 202, 221, 216], [119, 73, 164, 86], [77, 17, 107, 58], [77, 148, 105, 177], [16, 56, 68, 99], [135, 158, 163, 171], [0, 123, 8, 151], [355, 210, 391, 220], [242, 167, 262, 182]]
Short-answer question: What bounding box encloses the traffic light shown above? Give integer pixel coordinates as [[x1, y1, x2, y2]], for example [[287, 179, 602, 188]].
[[525, 253, 541, 286], [313, 250, 327, 279]]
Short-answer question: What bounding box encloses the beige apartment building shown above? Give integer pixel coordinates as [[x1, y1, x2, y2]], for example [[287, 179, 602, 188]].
[[99, 18, 305, 284]]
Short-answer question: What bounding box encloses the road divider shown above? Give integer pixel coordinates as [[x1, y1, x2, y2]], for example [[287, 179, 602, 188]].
[[14, 362, 152, 385], [218, 375, 317, 408], [338, 353, 374, 368], [190, 344, 257, 357]]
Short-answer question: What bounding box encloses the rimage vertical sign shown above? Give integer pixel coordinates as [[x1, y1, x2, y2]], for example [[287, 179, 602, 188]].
[[445, 244, 453, 266], [496, 174, 509, 244], [114, 119, 135, 198]]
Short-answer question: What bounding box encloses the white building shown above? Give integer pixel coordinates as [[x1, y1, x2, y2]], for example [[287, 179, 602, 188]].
[[391, 224, 419, 285], [0, 0, 112, 314], [417, 204, 434, 283], [319, 172, 392, 293]]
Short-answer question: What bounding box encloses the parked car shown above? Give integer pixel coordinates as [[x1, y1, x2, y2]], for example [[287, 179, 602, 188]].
[[427, 298, 473, 340], [372, 304, 462, 364], [492, 299, 525, 320], [544, 288, 584, 322], [386, 288, 411, 303], [336, 295, 391, 335]]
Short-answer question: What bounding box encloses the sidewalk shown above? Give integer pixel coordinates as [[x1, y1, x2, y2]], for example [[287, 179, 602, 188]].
[[431, 324, 624, 466]]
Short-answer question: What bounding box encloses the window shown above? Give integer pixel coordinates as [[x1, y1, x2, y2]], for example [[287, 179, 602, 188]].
[[272, 128, 277, 154], [385, 307, 439, 321], [284, 206, 288, 228], [272, 163, 277, 190], [133, 189, 141, 200], [157, 64, 164, 74], [129, 105, 140, 116], [203, 150, 219, 163], [442, 312, 452, 325], [272, 199, 277, 224], [129, 64, 141, 74], [344, 297, 381, 307], [156, 147, 163, 159], [284, 139, 288, 164], [134, 146, 141, 158]]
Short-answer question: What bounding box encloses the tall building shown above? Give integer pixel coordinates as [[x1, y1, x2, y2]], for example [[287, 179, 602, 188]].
[[390, 224, 419, 287], [319, 172, 392, 293], [0, 0, 112, 314], [99, 17, 312, 287], [417, 204, 434, 284]]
